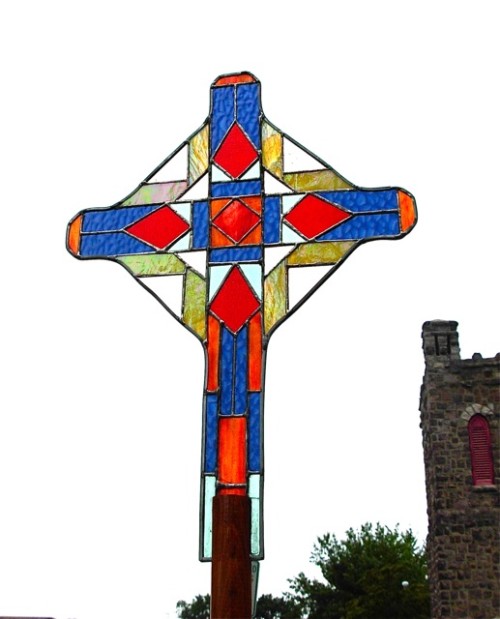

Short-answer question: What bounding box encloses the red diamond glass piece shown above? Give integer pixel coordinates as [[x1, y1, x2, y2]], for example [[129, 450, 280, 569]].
[[210, 267, 260, 333], [126, 205, 190, 249], [284, 194, 351, 239], [213, 123, 258, 178], [213, 199, 260, 243]]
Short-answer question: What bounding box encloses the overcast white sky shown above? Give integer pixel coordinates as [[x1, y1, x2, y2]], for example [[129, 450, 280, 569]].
[[1, 1, 499, 618]]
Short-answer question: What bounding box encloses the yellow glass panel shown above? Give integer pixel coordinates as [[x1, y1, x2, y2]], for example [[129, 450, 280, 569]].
[[183, 269, 207, 339], [118, 253, 186, 276], [262, 121, 283, 178], [283, 170, 353, 191], [189, 124, 209, 183], [264, 262, 286, 333], [287, 241, 355, 266]]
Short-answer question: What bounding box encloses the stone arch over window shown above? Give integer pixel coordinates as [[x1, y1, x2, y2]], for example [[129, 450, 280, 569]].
[[468, 414, 495, 486], [461, 402, 495, 422]]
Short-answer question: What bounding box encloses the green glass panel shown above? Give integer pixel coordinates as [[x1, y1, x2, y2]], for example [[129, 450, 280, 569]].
[[183, 269, 207, 339], [122, 181, 188, 206], [249, 474, 261, 557], [251, 497, 260, 557], [287, 241, 355, 266], [118, 253, 186, 276], [203, 476, 216, 559], [264, 262, 286, 333]]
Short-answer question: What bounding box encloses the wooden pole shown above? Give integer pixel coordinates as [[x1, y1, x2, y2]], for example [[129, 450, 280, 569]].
[[211, 494, 252, 619]]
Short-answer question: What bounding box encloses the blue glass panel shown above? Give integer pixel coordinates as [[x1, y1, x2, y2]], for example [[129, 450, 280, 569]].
[[192, 200, 209, 249], [240, 264, 262, 299], [209, 247, 262, 263], [236, 83, 261, 149], [234, 326, 248, 415], [211, 86, 234, 155], [248, 474, 261, 499], [80, 233, 154, 257], [220, 327, 235, 415], [204, 394, 218, 472], [248, 392, 261, 472], [318, 190, 399, 213], [263, 196, 281, 243], [210, 180, 262, 198], [82, 205, 161, 232], [317, 213, 400, 241]]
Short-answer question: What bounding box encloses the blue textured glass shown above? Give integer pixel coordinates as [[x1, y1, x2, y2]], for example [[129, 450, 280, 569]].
[[263, 196, 281, 243], [317, 213, 400, 241], [80, 233, 153, 257], [210, 86, 234, 154], [210, 180, 262, 198], [82, 205, 161, 232], [209, 247, 262, 263], [220, 327, 235, 415], [236, 83, 261, 148], [192, 200, 209, 248], [318, 189, 399, 213], [204, 394, 218, 472], [234, 326, 248, 414], [248, 392, 261, 472]]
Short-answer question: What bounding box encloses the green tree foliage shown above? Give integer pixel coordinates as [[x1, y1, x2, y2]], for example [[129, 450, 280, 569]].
[[176, 594, 210, 619], [175, 592, 302, 619], [289, 523, 430, 619], [176, 523, 430, 619], [255, 593, 303, 619]]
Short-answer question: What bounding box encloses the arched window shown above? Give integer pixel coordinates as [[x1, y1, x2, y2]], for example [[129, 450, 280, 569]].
[[468, 414, 495, 486]]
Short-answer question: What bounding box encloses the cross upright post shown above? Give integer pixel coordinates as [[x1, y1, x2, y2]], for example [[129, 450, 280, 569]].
[[211, 493, 251, 617], [67, 71, 417, 619]]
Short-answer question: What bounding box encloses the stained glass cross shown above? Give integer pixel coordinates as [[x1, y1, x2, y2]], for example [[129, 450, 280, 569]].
[[67, 72, 416, 566]]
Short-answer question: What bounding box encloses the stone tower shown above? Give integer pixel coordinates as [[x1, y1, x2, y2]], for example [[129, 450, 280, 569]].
[[420, 320, 500, 618]]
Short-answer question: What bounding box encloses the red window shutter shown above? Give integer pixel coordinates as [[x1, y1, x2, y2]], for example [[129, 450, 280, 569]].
[[468, 415, 495, 486]]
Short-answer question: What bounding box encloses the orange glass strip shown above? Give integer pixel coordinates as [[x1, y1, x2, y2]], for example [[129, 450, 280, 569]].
[[242, 196, 262, 214], [219, 486, 246, 496], [214, 73, 256, 86], [210, 227, 233, 247], [210, 198, 231, 218], [248, 312, 262, 390], [207, 315, 220, 391], [218, 417, 247, 494], [68, 215, 82, 255], [242, 224, 262, 245], [399, 190, 416, 232]]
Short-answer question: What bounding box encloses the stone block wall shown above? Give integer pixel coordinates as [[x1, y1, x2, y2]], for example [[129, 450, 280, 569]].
[[420, 320, 499, 618]]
